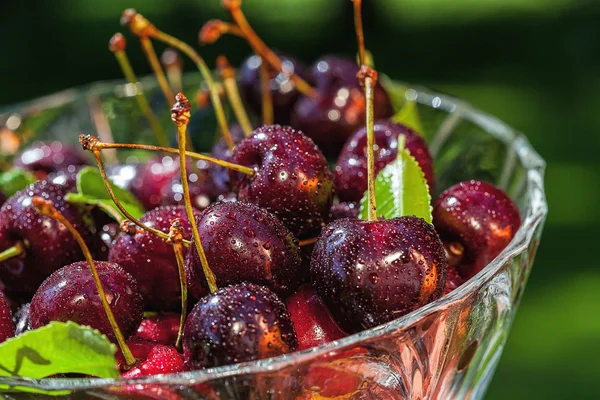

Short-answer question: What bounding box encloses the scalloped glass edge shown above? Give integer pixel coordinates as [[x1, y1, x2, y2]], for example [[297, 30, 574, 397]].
[[0, 78, 548, 392]]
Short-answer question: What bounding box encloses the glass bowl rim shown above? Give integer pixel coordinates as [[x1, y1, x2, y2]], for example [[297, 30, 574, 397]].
[[0, 78, 548, 391]]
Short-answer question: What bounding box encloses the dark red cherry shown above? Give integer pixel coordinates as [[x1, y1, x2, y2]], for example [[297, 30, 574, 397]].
[[335, 120, 435, 203], [210, 123, 246, 192], [186, 201, 303, 298], [239, 54, 308, 125], [229, 125, 334, 238], [0, 290, 15, 343], [30, 261, 143, 342], [0, 181, 94, 296], [13, 141, 87, 179], [291, 56, 394, 158], [183, 282, 297, 369], [433, 180, 521, 280], [109, 206, 200, 310], [122, 342, 185, 378], [286, 284, 346, 351], [444, 266, 463, 295], [131, 155, 222, 211], [329, 202, 360, 221], [311, 217, 447, 332], [135, 313, 180, 345]]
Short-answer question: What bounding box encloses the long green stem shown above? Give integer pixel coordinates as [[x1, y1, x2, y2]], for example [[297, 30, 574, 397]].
[[32, 197, 136, 368], [364, 72, 377, 221], [0, 242, 25, 263], [140, 37, 175, 104]]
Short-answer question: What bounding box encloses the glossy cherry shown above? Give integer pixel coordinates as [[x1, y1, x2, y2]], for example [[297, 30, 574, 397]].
[[135, 313, 180, 345], [0, 290, 15, 343], [335, 120, 435, 203], [30, 261, 144, 342], [131, 155, 222, 211], [432, 180, 521, 280], [185, 201, 302, 298], [210, 123, 246, 192], [444, 266, 463, 295], [291, 56, 394, 157], [230, 124, 334, 238], [183, 282, 297, 369], [286, 284, 346, 350], [119, 339, 186, 378], [329, 201, 360, 221], [0, 181, 94, 296], [239, 54, 308, 125], [109, 206, 200, 310], [13, 141, 88, 179], [311, 216, 447, 332]]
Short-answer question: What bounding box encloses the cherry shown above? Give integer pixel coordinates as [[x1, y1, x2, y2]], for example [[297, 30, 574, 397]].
[[185, 201, 302, 298], [432, 180, 521, 280], [30, 261, 143, 342], [239, 54, 308, 125], [0, 181, 94, 296], [311, 216, 447, 332], [109, 206, 200, 310], [334, 120, 435, 203], [183, 282, 297, 369], [13, 141, 87, 179], [131, 155, 222, 211], [135, 313, 180, 345], [210, 123, 246, 192], [291, 56, 394, 157], [444, 266, 463, 295], [229, 124, 334, 238], [286, 284, 346, 351], [330, 201, 360, 221], [121, 342, 185, 378], [0, 290, 15, 343]]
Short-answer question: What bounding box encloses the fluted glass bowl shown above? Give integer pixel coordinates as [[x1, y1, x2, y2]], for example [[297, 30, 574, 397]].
[[0, 75, 547, 399]]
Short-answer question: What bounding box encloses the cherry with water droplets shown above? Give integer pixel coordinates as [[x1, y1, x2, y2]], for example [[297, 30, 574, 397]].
[[291, 56, 394, 158], [0, 290, 15, 343], [13, 141, 87, 179], [118, 338, 186, 378], [109, 206, 200, 310], [432, 180, 521, 280], [135, 313, 180, 345], [286, 284, 346, 350], [30, 261, 144, 343], [335, 120, 435, 203], [185, 201, 303, 298], [183, 282, 297, 369], [311, 216, 447, 332], [210, 123, 246, 192], [329, 201, 360, 221], [230, 124, 334, 238]]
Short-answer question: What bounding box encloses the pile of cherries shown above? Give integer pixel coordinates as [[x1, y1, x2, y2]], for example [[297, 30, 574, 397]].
[[0, 0, 521, 390]]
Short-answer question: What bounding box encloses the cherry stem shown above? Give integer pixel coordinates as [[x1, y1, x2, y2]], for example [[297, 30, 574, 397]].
[[109, 33, 169, 148], [140, 37, 176, 104], [259, 60, 274, 126], [353, 0, 366, 67], [161, 48, 183, 94], [167, 219, 188, 350], [298, 237, 318, 247], [81, 134, 254, 176], [358, 68, 378, 221], [222, 1, 317, 98], [217, 55, 253, 136], [199, 20, 244, 45], [172, 94, 218, 293], [32, 197, 136, 367], [0, 242, 25, 263]]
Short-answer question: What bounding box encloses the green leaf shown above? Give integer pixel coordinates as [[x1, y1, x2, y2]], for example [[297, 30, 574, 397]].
[[392, 99, 425, 137], [379, 75, 408, 111], [0, 169, 36, 197], [66, 166, 145, 220], [359, 138, 432, 223], [0, 321, 118, 382]]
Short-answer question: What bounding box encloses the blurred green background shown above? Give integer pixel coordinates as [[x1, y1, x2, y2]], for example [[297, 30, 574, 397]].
[[1, 1, 598, 398]]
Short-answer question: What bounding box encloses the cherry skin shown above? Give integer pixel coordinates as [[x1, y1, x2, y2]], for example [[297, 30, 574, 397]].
[[109, 206, 201, 310], [210, 123, 246, 192], [0, 290, 15, 343], [329, 202, 360, 221], [185, 201, 303, 299], [131, 155, 222, 211], [444, 266, 463, 295], [0, 181, 94, 296], [183, 282, 297, 369], [230, 124, 334, 238], [29, 261, 144, 342], [311, 216, 447, 333], [335, 120, 435, 203], [286, 284, 346, 351], [119, 339, 186, 378], [135, 313, 180, 345], [432, 180, 521, 280], [13, 141, 87, 179], [239, 54, 308, 125], [291, 56, 394, 158]]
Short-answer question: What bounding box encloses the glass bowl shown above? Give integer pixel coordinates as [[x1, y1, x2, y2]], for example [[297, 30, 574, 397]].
[[0, 75, 547, 399]]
